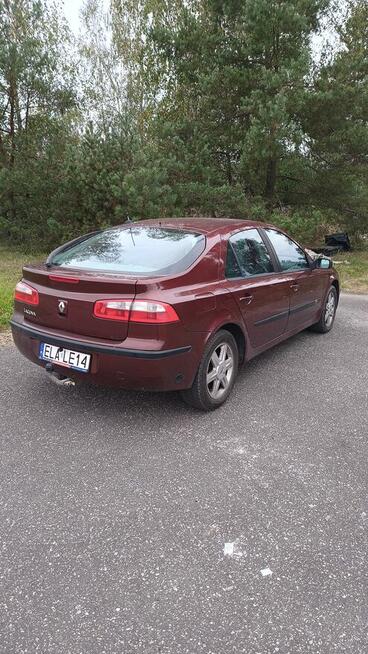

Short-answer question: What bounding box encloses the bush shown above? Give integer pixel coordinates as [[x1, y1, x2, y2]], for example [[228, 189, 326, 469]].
[[269, 209, 333, 246]]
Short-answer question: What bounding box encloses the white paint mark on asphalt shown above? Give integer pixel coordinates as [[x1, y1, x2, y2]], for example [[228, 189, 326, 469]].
[[224, 542, 234, 556], [224, 540, 244, 557], [260, 567, 272, 577]]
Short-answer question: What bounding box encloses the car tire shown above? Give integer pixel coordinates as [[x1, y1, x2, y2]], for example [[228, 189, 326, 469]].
[[181, 329, 239, 411], [310, 286, 338, 333]]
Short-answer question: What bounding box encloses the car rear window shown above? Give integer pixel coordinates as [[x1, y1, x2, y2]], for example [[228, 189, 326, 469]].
[[50, 226, 206, 276]]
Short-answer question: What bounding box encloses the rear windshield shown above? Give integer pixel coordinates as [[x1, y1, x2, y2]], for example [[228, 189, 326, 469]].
[[50, 226, 206, 276]]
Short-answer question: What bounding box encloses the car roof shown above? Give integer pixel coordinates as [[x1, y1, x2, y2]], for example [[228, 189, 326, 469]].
[[120, 217, 270, 237]]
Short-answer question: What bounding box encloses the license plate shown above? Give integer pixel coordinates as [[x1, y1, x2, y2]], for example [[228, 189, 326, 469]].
[[39, 343, 91, 372]]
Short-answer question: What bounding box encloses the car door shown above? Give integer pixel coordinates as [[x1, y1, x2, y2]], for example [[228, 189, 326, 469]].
[[262, 228, 325, 331], [225, 228, 290, 349]]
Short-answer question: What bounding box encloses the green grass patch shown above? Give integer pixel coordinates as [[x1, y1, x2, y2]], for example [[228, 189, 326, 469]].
[[333, 250, 368, 294], [0, 245, 46, 330]]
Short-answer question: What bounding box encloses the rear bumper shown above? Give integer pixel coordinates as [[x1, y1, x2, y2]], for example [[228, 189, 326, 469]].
[[11, 319, 198, 391]]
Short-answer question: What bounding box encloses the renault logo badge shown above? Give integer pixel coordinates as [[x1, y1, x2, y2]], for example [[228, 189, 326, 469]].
[[58, 300, 68, 315]]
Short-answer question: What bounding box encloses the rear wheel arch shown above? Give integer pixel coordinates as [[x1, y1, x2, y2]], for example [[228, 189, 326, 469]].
[[214, 322, 246, 365], [181, 328, 239, 411]]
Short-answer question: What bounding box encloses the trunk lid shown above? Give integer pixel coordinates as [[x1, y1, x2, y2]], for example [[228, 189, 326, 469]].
[[22, 264, 137, 341]]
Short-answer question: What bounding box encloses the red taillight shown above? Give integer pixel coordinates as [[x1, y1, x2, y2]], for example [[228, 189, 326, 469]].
[[14, 281, 39, 305], [130, 300, 180, 324], [93, 299, 180, 324], [94, 300, 132, 322]]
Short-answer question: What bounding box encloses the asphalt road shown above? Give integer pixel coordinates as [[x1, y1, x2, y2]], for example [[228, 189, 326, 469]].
[[1, 293, 367, 654]]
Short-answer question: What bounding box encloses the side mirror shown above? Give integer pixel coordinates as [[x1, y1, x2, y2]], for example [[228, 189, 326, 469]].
[[314, 257, 332, 270]]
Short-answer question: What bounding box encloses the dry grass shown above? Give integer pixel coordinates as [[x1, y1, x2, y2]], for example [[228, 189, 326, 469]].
[[333, 250, 368, 294], [0, 245, 45, 330]]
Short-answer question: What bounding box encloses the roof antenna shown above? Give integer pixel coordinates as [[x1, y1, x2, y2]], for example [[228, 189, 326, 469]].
[[125, 215, 133, 223]]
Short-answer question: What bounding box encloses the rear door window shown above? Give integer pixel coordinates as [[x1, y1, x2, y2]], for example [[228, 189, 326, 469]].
[[226, 229, 274, 277], [51, 226, 206, 276], [264, 229, 309, 271]]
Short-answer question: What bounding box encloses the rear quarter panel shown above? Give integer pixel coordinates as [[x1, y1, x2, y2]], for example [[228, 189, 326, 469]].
[[128, 235, 250, 358]]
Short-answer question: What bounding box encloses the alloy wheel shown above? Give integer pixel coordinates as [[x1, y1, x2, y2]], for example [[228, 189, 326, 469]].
[[325, 290, 336, 328], [206, 342, 234, 400]]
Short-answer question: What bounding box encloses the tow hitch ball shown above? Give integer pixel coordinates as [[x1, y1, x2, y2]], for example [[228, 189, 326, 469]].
[[45, 362, 76, 388]]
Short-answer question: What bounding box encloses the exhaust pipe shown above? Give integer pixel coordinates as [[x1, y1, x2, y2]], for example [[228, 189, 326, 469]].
[[50, 374, 76, 388], [45, 363, 76, 388]]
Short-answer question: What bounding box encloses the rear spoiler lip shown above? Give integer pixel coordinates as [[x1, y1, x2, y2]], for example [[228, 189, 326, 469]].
[[22, 263, 138, 283]]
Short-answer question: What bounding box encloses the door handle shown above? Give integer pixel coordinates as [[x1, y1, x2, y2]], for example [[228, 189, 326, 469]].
[[290, 282, 299, 292], [240, 294, 253, 304]]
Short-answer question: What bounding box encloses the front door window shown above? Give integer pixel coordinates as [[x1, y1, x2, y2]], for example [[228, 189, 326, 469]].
[[264, 229, 309, 271]]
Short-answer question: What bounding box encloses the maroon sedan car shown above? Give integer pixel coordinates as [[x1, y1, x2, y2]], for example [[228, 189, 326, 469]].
[[11, 218, 339, 410]]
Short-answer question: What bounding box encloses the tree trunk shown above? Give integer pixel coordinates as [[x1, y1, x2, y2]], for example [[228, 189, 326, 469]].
[[8, 77, 17, 222], [265, 157, 277, 208], [226, 152, 232, 186]]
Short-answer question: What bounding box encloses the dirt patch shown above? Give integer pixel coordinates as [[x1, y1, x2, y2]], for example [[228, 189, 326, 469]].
[[0, 330, 14, 346]]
